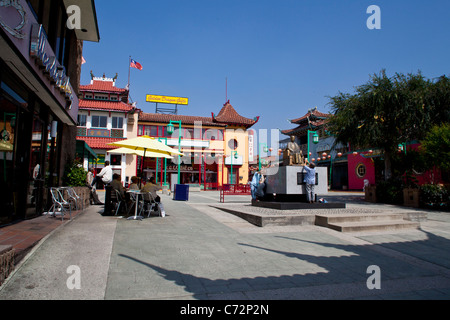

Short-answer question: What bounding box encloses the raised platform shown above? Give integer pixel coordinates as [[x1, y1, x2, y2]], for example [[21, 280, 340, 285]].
[[252, 201, 346, 210]]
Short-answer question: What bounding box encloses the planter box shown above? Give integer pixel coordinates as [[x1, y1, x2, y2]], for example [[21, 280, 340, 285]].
[[72, 186, 91, 209], [365, 185, 377, 203], [403, 188, 420, 208]]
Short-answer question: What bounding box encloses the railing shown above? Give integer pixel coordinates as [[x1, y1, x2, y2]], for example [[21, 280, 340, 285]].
[[220, 184, 251, 203]]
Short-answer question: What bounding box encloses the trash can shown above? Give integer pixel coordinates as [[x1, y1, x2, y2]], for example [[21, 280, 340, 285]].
[[173, 184, 189, 201]]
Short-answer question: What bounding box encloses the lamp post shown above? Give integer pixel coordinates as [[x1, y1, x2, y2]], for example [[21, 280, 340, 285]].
[[157, 137, 169, 187], [167, 120, 182, 185], [230, 151, 238, 184], [307, 130, 319, 162], [258, 143, 269, 171]]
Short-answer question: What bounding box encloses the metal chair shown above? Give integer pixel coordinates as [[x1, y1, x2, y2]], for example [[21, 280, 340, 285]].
[[113, 189, 128, 216], [48, 187, 72, 221], [142, 192, 161, 218], [67, 187, 82, 211]]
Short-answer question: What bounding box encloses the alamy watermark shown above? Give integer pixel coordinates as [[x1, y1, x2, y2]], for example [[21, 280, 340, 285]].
[[66, 265, 81, 290], [66, 5, 81, 30], [367, 5, 381, 30], [366, 265, 381, 290]]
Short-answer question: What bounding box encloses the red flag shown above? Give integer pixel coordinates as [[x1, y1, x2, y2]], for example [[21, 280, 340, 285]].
[[130, 59, 143, 70]]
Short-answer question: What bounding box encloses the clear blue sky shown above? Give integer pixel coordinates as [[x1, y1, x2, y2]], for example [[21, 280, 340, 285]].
[[81, 0, 450, 134]]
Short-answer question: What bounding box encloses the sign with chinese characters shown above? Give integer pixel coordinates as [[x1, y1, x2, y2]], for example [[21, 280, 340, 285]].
[[146, 94, 188, 105]]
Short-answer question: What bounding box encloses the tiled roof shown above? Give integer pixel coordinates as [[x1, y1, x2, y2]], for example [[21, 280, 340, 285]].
[[79, 100, 135, 112], [139, 112, 226, 127], [79, 79, 127, 93], [290, 108, 331, 124], [212, 101, 259, 128], [281, 119, 329, 136], [76, 137, 126, 150]]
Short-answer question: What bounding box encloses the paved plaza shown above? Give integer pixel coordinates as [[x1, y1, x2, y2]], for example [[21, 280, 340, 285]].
[[1, 191, 450, 301]]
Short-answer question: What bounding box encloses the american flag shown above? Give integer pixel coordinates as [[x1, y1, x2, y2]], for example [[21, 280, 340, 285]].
[[130, 59, 143, 70]]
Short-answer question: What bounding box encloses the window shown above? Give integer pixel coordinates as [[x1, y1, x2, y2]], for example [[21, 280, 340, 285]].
[[112, 117, 123, 129], [138, 125, 143, 136], [150, 126, 158, 136], [228, 139, 238, 150], [91, 115, 107, 128], [94, 95, 108, 100], [203, 129, 223, 141], [84, 94, 93, 99], [110, 155, 122, 166], [77, 114, 87, 127], [356, 163, 366, 178]]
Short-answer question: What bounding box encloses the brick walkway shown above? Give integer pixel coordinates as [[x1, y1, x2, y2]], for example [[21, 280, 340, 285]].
[[0, 210, 85, 263]]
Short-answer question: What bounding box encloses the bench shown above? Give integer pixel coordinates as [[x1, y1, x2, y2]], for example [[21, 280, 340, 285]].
[[220, 184, 251, 203]]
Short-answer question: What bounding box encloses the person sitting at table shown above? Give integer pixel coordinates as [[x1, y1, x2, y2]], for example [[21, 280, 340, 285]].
[[110, 173, 126, 198], [141, 177, 160, 203], [128, 176, 140, 190]]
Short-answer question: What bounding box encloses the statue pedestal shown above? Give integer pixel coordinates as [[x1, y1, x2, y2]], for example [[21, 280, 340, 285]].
[[265, 166, 328, 196], [255, 166, 345, 208]]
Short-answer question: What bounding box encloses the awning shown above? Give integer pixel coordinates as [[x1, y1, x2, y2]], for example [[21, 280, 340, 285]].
[[76, 140, 97, 159]]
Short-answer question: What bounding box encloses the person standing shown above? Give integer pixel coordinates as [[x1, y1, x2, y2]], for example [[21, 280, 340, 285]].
[[304, 160, 316, 203], [250, 170, 261, 201]]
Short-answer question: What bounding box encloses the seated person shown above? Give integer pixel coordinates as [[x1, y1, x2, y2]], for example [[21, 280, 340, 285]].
[[141, 177, 161, 202], [110, 173, 126, 198], [128, 176, 140, 190]]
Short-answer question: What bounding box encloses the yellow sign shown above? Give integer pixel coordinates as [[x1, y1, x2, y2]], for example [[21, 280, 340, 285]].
[[146, 94, 188, 105]]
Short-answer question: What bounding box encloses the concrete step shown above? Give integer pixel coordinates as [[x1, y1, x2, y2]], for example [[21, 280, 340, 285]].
[[315, 213, 420, 233], [316, 213, 404, 225]]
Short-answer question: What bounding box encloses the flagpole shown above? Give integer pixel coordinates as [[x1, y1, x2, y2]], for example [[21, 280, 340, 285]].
[[127, 56, 131, 89]]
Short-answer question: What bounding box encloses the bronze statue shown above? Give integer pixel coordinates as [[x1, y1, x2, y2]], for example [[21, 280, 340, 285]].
[[283, 136, 304, 166]]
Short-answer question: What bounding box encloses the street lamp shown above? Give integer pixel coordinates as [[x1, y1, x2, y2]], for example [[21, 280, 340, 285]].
[[230, 151, 238, 184], [167, 120, 182, 184], [307, 130, 319, 162], [157, 137, 169, 187], [258, 143, 269, 171]]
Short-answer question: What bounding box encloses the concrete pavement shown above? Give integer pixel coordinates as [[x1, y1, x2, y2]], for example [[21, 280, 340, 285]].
[[1, 191, 450, 300]]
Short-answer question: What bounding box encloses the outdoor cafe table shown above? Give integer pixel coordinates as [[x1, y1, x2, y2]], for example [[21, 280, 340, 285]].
[[126, 190, 146, 221]]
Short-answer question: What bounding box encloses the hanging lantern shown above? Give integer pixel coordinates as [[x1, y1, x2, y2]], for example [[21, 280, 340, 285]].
[[167, 122, 175, 135], [322, 152, 327, 157], [328, 155, 331, 159], [353, 151, 358, 155], [312, 158, 315, 162], [312, 132, 319, 144], [322, 156, 326, 160], [337, 152, 342, 157]]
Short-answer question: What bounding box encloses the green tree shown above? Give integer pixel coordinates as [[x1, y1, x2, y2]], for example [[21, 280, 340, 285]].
[[327, 70, 449, 180], [421, 123, 450, 173]]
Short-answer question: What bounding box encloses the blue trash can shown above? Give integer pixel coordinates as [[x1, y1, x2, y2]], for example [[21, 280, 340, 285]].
[[173, 184, 189, 201]]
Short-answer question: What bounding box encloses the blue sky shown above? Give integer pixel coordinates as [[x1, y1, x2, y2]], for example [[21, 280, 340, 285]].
[[81, 0, 450, 133]]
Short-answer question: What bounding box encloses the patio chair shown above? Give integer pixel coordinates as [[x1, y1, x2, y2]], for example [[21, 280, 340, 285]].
[[113, 189, 128, 216], [67, 187, 82, 211], [142, 192, 161, 218], [48, 187, 72, 221]]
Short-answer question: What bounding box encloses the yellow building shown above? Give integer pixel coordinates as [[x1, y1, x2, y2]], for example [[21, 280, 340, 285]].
[[138, 101, 259, 190]]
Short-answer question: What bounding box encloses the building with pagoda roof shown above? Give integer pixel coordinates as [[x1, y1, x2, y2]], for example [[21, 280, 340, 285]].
[[76, 73, 140, 186], [280, 107, 352, 190], [138, 100, 259, 190]]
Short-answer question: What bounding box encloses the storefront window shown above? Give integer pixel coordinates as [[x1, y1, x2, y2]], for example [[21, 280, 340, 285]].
[[0, 78, 27, 225]]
